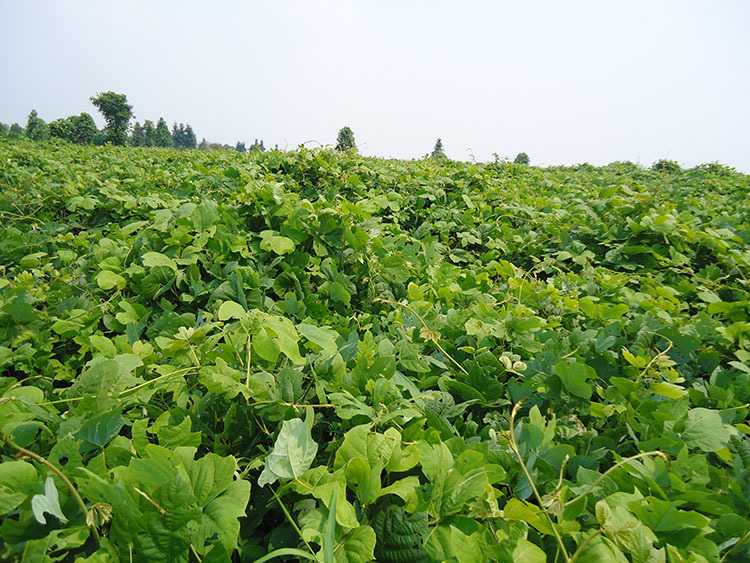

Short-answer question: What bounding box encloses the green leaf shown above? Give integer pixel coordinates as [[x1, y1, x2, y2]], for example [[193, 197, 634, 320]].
[[140, 265, 176, 300], [202, 479, 252, 552], [77, 410, 124, 448], [334, 425, 397, 470], [199, 358, 248, 399], [218, 300, 246, 321], [264, 315, 304, 365], [372, 506, 429, 563], [260, 230, 295, 255], [554, 359, 594, 399], [298, 323, 339, 358], [0, 461, 38, 515], [258, 409, 318, 486], [192, 200, 219, 231], [682, 408, 735, 452], [31, 476, 68, 524], [142, 251, 178, 271], [96, 270, 126, 291], [336, 525, 376, 563], [512, 540, 547, 563]]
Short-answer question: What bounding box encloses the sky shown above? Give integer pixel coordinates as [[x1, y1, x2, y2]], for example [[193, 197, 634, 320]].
[[1, 0, 749, 170]]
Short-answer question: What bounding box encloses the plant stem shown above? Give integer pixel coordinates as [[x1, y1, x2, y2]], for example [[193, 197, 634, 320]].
[[565, 450, 669, 508], [376, 298, 468, 375], [3, 435, 99, 545], [569, 529, 602, 562], [507, 402, 570, 562]]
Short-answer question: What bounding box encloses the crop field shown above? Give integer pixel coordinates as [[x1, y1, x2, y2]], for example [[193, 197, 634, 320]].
[[1, 138, 749, 562]]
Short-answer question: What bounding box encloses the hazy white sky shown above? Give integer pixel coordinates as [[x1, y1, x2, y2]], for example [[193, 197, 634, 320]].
[[1, 1, 749, 170]]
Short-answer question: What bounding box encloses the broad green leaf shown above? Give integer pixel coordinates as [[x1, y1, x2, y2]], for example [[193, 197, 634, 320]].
[[260, 230, 295, 255], [258, 410, 318, 486], [142, 251, 178, 271], [502, 499, 554, 535], [77, 410, 124, 448], [650, 382, 686, 399], [512, 540, 547, 563], [96, 270, 126, 291], [264, 315, 304, 365], [372, 506, 429, 563], [336, 525, 376, 563], [554, 359, 594, 399], [218, 300, 246, 321], [298, 323, 339, 358], [0, 460, 38, 514], [682, 408, 735, 452], [334, 425, 397, 470], [202, 479, 251, 552]]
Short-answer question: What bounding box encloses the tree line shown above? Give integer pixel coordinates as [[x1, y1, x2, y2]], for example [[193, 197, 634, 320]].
[[1, 91, 530, 162], [0, 91, 267, 152]]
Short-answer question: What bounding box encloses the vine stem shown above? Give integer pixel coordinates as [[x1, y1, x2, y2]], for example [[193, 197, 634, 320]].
[[569, 529, 602, 562], [565, 450, 669, 508], [507, 401, 570, 562], [3, 435, 100, 545], [375, 298, 468, 375]]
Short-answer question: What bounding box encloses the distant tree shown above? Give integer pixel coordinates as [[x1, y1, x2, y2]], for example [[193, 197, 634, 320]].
[[249, 138, 265, 153], [9, 123, 24, 138], [652, 159, 681, 173], [131, 121, 145, 146], [431, 138, 445, 158], [49, 118, 74, 141], [70, 113, 97, 144], [235, 141, 246, 153], [171, 122, 197, 149], [25, 110, 49, 141], [171, 122, 183, 148], [90, 91, 133, 145], [0, 123, 8, 137], [153, 118, 173, 147], [199, 138, 208, 150], [183, 124, 197, 149], [335, 126, 356, 152], [143, 120, 156, 146], [514, 152, 530, 165]]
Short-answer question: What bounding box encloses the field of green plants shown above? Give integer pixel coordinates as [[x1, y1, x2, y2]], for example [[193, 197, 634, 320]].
[[1, 138, 749, 562]]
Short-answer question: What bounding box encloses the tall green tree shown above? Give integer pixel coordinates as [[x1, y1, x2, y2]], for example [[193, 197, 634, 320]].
[[71, 113, 98, 144], [131, 122, 145, 146], [25, 110, 49, 141], [143, 120, 156, 146], [90, 91, 133, 145], [513, 152, 530, 165], [183, 124, 197, 149], [335, 126, 356, 152], [48, 118, 74, 141], [153, 118, 173, 147], [171, 122, 197, 149], [9, 123, 24, 138], [431, 138, 445, 159]]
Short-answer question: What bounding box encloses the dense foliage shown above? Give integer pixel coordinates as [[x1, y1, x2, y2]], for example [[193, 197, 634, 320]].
[[0, 138, 749, 562]]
